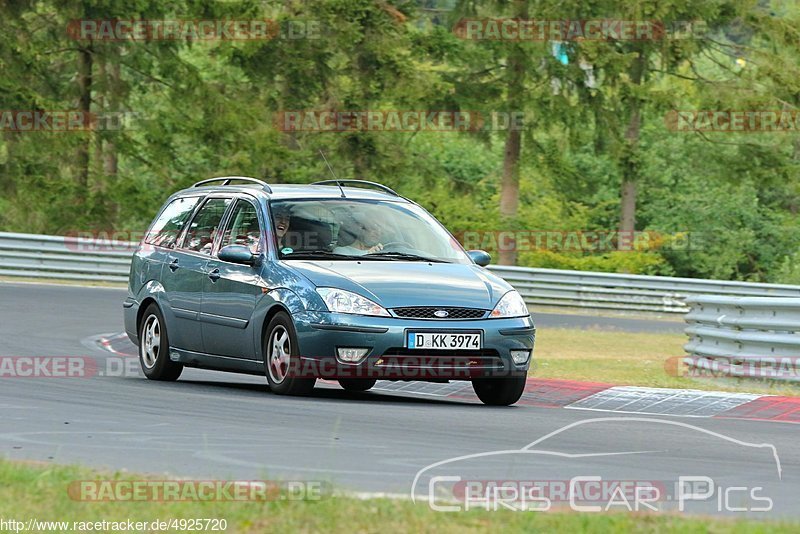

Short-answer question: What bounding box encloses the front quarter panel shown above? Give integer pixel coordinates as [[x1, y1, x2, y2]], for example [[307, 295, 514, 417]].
[[252, 286, 309, 361]]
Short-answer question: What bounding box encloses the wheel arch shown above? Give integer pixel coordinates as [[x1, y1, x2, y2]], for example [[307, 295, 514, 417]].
[[134, 280, 168, 337], [256, 287, 308, 363], [137, 296, 160, 333], [259, 303, 292, 364]]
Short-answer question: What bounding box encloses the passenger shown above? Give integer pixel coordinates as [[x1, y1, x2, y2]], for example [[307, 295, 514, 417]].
[[273, 207, 291, 250]]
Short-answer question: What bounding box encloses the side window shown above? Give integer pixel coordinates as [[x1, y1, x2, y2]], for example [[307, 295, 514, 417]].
[[145, 196, 201, 249], [181, 197, 232, 255], [221, 200, 262, 254]]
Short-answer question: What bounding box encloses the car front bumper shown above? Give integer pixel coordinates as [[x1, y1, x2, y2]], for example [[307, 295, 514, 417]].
[[292, 311, 535, 380]]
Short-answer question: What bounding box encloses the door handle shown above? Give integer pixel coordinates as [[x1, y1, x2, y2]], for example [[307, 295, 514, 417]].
[[168, 259, 179, 272], [207, 268, 221, 282]]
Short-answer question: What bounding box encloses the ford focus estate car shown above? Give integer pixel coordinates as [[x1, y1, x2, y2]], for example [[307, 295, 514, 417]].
[[124, 177, 535, 405]]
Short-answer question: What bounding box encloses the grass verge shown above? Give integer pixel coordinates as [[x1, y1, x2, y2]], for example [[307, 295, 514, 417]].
[[0, 459, 797, 533], [533, 327, 800, 397]]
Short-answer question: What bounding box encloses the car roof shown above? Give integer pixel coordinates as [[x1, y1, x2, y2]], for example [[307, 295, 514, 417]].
[[175, 182, 407, 202]]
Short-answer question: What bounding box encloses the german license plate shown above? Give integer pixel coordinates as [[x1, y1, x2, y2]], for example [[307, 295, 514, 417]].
[[407, 332, 481, 350]]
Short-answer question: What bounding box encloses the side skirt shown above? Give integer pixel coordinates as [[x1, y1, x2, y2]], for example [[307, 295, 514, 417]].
[[169, 347, 265, 376]]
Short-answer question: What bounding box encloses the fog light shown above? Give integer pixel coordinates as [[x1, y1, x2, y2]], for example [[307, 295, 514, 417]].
[[511, 350, 531, 365], [337, 348, 369, 363]]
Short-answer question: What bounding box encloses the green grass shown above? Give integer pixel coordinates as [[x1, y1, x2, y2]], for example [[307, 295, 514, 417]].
[[0, 459, 796, 533], [533, 327, 800, 397]]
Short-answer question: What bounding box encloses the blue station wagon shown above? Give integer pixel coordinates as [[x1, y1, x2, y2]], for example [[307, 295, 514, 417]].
[[124, 178, 535, 405]]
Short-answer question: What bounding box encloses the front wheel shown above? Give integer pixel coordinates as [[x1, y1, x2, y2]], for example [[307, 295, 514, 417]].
[[472, 374, 526, 406], [264, 312, 315, 396], [138, 304, 183, 381]]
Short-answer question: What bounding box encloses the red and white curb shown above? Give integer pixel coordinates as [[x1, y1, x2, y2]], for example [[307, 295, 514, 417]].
[[91, 333, 800, 424], [448, 378, 800, 423], [564, 386, 760, 417]]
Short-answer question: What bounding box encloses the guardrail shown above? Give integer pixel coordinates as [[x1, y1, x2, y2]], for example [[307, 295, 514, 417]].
[[683, 296, 800, 382], [0, 232, 134, 283], [488, 265, 800, 313], [3, 232, 800, 313]]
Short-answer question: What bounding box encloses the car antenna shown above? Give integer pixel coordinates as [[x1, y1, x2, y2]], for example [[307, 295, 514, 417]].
[[319, 150, 346, 198]]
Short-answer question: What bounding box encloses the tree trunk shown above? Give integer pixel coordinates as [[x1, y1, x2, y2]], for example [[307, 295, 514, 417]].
[[592, 93, 606, 155], [101, 58, 121, 225], [619, 174, 637, 234], [93, 57, 105, 186], [618, 48, 645, 240], [497, 0, 527, 266], [498, 127, 522, 265], [0, 133, 15, 197], [76, 43, 93, 200], [104, 60, 120, 178]]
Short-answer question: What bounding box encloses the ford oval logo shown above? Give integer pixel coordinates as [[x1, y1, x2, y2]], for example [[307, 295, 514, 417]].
[[434, 309, 449, 318]]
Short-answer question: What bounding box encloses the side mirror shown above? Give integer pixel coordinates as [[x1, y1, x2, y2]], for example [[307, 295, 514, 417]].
[[218, 245, 257, 266], [467, 249, 491, 267]]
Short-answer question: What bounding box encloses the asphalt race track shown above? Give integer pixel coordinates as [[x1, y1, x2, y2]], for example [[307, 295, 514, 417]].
[[1, 282, 797, 518]]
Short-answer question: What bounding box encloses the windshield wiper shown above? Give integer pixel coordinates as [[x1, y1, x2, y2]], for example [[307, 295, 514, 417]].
[[283, 250, 397, 261], [282, 250, 356, 260], [364, 251, 450, 263]]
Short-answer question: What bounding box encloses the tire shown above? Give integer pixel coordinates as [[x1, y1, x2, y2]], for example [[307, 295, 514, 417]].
[[338, 378, 377, 392], [264, 312, 316, 396], [472, 374, 526, 406], [138, 304, 183, 381]]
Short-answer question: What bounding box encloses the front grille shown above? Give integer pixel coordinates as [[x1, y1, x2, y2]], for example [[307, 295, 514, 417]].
[[391, 307, 487, 320]]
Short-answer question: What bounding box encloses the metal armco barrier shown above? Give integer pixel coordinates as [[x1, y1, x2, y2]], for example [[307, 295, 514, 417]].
[[683, 296, 800, 382], [0, 232, 135, 283], [488, 265, 800, 313], [3, 232, 800, 313]]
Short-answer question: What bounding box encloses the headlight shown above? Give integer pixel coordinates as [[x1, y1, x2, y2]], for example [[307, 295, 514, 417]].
[[316, 288, 390, 317], [489, 290, 529, 318]]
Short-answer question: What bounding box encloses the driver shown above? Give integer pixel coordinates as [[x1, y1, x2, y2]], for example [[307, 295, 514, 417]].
[[334, 212, 384, 255]]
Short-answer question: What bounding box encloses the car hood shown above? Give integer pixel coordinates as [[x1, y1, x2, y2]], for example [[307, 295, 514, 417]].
[[284, 260, 512, 310]]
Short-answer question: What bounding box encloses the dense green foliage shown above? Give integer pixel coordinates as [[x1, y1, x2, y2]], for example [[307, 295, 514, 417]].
[[1, 0, 799, 281]]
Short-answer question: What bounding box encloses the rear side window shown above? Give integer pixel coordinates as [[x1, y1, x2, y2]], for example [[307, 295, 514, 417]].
[[145, 196, 201, 249], [181, 197, 233, 255]]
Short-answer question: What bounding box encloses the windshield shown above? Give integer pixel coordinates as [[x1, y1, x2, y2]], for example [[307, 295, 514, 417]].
[[269, 199, 471, 264]]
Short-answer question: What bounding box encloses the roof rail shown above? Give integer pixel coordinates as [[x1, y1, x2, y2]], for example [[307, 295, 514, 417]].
[[310, 179, 398, 197], [193, 176, 273, 193]]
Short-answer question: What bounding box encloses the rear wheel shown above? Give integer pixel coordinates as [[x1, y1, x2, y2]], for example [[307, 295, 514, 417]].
[[138, 304, 183, 381], [338, 378, 377, 392], [472, 374, 526, 406], [264, 312, 315, 396]]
